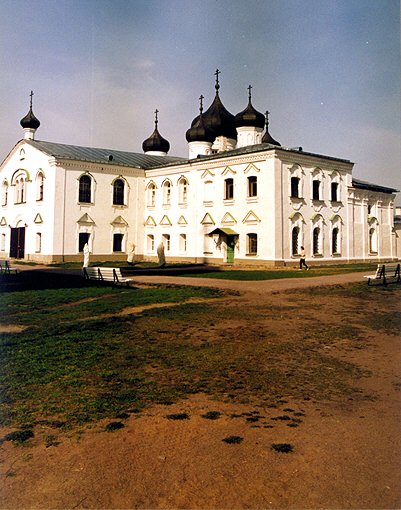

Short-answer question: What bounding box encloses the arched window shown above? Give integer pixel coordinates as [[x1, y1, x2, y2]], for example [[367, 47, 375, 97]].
[[332, 227, 339, 254], [2, 180, 8, 206], [330, 171, 341, 202], [313, 227, 321, 255], [36, 173, 44, 201], [178, 177, 188, 204], [163, 181, 171, 206], [147, 183, 156, 207], [79, 175, 91, 203], [369, 228, 378, 254], [291, 177, 300, 198], [292, 227, 300, 255], [113, 179, 124, 206], [312, 179, 321, 200], [15, 176, 26, 204]]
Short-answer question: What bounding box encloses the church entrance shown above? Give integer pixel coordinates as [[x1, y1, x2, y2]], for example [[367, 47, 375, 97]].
[[226, 235, 235, 263], [10, 227, 25, 259]]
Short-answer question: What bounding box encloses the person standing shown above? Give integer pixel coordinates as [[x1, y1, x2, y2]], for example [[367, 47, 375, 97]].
[[299, 246, 309, 270]]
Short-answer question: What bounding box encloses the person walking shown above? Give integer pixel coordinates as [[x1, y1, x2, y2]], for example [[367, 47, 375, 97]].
[[299, 246, 309, 270]]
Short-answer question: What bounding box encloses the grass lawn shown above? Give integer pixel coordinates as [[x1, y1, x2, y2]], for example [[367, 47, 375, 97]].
[[1, 281, 399, 434]]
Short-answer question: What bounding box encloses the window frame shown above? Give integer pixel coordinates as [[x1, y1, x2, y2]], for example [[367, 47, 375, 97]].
[[224, 178, 234, 200], [247, 176, 257, 198], [247, 233, 258, 255], [112, 178, 125, 206], [113, 232, 124, 252], [78, 175, 92, 204]]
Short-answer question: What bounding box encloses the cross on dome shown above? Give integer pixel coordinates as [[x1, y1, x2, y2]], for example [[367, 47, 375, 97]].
[[214, 68, 220, 92], [248, 85, 252, 101]]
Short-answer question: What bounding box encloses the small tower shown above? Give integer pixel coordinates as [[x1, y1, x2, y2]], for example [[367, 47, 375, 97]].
[[20, 91, 40, 140], [261, 110, 281, 146], [186, 95, 214, 159], [234, 85, 265, 148], [142, 110, 170, 156]]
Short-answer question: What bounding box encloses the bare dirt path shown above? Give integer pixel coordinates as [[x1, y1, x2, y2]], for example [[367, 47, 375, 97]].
[[127, 271, 367, 296], [1, 273, 400, 509]]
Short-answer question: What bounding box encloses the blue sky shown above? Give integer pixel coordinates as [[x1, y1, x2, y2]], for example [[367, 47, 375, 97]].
[[1, 0, 400, 199]]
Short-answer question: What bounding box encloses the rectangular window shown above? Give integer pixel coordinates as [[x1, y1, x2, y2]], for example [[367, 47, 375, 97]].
[[179, 233, 187, 252], [247, 233, 258, 255], [331, 182, 338, 202], [147, 234, 154, 252], [224, 178, 234, 200], [162, 234, 170, 251], [78, 232, 90, 252], [1, 233, 5, 251], [247, 176, 257, 197], [290, 177, 299, 198], [35, 232, 42, 253], [312, 180, 320, 200], [113, 233, 124, 252]]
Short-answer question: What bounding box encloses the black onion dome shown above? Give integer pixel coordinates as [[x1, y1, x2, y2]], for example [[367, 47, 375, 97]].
[[186, 114, 215, 143], [20, 107, 40, 130], [192, 94, 237, 140], [186, 95, 215, 143], [20, 91, 40, 130], [191, 71, 237, 140], [142, 110, 170, 153], [262, 111, 280, 146], [235, 87, 265, 129], [142, 128, 170, 153]]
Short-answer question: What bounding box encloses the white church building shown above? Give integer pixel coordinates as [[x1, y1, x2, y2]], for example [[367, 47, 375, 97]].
[[0, 73, 399, 266]]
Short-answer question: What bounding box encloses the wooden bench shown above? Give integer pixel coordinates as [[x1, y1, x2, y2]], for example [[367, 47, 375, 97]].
[[0, 260, 18, 275], [364, 263, 400, 285], [83, 267, 132, 286]]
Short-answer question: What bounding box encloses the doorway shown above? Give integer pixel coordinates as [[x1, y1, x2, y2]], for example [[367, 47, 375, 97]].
[[226, 235, 235, 263], [10, 227, 25, 259]]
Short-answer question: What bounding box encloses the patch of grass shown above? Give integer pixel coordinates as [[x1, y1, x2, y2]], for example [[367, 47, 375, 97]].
[[201, 411, 221, 420], [105, 421, 125, 431], [222, 436, 243, 444], [165, 413, 189, 420], [184, 263, 375, 281], [272, 443, 293, 453], [0, 280, 395, 434], [3, 429, 34, 443]]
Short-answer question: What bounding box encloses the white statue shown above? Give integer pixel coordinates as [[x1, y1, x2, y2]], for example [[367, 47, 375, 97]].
[[157, 242, 166, 267], [83, 243, 90, 268], [127, 243, 136, 264]]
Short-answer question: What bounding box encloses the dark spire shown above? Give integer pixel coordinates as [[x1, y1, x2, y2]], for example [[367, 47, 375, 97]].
[[261, 110, 281, 145], [234, 85, 265, 129], [142, 109, 170, 154], [20, 90, 40, 130], [186, 95, 215, 143]]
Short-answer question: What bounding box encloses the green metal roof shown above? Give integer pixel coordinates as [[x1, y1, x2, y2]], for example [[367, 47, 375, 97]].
[[27, 140, 185, 169], [352, 178, 398, 194], [208, 227, 238, 236]]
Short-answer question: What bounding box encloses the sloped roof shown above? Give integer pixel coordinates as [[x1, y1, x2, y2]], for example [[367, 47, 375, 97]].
[[352, 178, 398, 194], [26, 140, 185, 169]]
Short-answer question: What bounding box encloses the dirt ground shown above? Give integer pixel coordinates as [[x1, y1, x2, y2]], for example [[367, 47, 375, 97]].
[[1, 273, 400, 509]]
